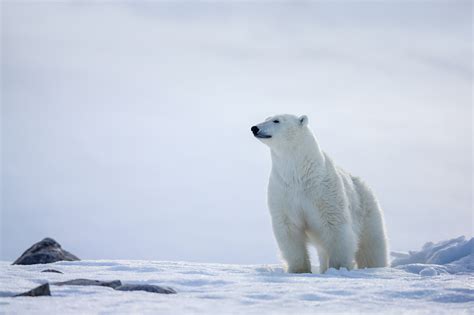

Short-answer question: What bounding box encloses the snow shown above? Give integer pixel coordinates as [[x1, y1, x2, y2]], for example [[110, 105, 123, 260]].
[[0, 237, 472, 314], [392, 236, 473, 275]]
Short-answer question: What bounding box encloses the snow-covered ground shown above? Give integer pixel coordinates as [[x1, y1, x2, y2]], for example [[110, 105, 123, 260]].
[[0, 237, 472, 314]]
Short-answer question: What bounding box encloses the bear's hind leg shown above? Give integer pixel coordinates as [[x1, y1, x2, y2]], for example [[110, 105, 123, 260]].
[[356, 210, 388, 268]]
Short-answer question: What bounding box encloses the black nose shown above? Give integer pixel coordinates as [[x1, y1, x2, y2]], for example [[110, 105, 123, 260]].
[[251, 126, 259, 135]]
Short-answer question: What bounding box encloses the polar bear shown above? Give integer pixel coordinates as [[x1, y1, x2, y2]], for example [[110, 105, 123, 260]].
[[251, 114, 388, 273]]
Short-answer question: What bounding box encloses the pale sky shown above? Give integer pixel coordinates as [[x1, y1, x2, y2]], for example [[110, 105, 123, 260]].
[[1, 1, 472, 263]]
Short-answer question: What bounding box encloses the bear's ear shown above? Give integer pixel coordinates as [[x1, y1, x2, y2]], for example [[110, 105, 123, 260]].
[[299, 115, 308, 126]]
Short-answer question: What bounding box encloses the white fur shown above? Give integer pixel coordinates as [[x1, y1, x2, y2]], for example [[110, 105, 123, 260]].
[[252, 114, 388, 273]]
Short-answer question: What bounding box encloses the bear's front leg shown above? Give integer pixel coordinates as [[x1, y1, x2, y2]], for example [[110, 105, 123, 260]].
[[324, 224, 357, 270], [271, 217, 311, 273]]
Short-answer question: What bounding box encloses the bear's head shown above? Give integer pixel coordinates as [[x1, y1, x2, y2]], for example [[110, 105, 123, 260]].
[[251, 114, 309, 150]]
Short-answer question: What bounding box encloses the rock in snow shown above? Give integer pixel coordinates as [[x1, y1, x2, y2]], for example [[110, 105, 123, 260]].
[[14, 283, 51, 297], [52, 279, 122, 289], [115, 284, 177, 294], [13, 238, 80, 265], [52, 279, 177, 294], [41, 269, 63, 274]]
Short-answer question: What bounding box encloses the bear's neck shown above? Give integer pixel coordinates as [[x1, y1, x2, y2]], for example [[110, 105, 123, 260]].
[[270, 131, 325, 180]]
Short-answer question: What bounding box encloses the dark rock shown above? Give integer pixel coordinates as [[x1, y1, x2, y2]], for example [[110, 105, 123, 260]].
[[13, 237, 80, 265], [41, 269, 63, 274], [51, 279, 177, 294], [14, 283, 51, 297], [51, 278, 177, 295], [52, 279, 122, 289], [115, 284, 177, 294]]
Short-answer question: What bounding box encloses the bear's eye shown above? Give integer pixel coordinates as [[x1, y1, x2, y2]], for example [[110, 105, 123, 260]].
[[273, 120, 280, 123]]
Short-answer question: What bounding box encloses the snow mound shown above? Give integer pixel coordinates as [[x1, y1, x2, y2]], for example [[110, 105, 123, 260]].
[[392, 236, 473, 275]]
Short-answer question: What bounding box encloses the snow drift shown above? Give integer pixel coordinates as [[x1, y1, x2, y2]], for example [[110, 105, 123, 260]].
[[392, 236, 473, 276]]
